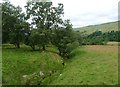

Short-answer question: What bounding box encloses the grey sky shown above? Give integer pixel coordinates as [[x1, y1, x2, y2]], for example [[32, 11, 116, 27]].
[[5, 0, 120, 28]]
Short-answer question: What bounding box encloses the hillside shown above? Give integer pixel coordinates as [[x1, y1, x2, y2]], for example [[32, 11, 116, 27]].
[[74, 21, 118, 35]]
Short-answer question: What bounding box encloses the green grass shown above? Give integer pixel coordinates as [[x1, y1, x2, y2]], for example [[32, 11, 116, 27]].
[[2, 44, 118, 85], [50, 45, 118, 85], [2, 44, 63, 85], [74, 21, 118, 35]]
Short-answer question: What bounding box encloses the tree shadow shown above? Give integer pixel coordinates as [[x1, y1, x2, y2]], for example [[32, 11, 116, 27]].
[[69, 49, 86, 58], [45, 50, 58, 54]]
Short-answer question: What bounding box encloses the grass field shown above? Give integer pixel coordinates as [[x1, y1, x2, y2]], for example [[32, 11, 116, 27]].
[[50, 45, 118, 85], [2, 44, 63, 85], [2, 44, 118, 85], [107, 42, 120, 46], [74, 21, 118, 35]]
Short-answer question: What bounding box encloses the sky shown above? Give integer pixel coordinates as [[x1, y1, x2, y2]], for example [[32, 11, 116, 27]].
[[2, 0, 120, 28]]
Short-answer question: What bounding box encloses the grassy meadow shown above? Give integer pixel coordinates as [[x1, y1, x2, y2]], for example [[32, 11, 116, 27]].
[[2, 44, 118, 85], [2, 1, 119, 86], [74, 21, 118, 35], [2, 44, 63, 85], [50, 45, 118, 85]]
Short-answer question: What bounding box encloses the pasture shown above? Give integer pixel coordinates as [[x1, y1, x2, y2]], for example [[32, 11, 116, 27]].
[[2, 44, 118, 85], [2, 44, 63, 85], [50, 45, 118, 85], [2, 1, 119, 86]]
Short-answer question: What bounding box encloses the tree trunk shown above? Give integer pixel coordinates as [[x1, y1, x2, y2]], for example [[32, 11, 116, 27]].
[[16, 43, 20, 48], [58, 48, 61, 55], [32, 45, 35, 50], [31, 45, 35, 50], [42, 45, 45, 51], [39, 46, 41, 50]]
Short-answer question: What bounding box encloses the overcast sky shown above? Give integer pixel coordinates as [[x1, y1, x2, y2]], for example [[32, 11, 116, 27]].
[[3, 0, 120, 28]]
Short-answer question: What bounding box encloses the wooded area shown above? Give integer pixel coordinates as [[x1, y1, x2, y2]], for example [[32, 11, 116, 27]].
[[2, 1, 80, 58]]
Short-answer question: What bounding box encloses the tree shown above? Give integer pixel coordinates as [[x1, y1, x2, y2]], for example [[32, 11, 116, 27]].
[[75, 31, 83, 46], [2, 1, 16, 43], [52, 20, 79, 58], [9, 6, 26, 48], [25, 1, 64, 51], [82, 31, 120, 45], [28, 29, 40, 50], [2, 1, 27, 48]]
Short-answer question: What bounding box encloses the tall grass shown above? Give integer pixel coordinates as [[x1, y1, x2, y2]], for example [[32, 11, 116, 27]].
[[2, 44, 63, 85]]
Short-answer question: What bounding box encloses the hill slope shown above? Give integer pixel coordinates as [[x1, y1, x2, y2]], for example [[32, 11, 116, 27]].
[[74, 21, 118, 35]]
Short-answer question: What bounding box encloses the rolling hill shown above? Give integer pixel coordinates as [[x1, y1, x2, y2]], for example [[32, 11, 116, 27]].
[[74, 21, 118, 35]]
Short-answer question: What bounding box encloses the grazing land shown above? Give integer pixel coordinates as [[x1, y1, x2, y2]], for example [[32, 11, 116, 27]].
[[2, 44, 63, 85], [50, 45, 118, 85], [2, 44, 118, 85], [2, 1, 119, 85]]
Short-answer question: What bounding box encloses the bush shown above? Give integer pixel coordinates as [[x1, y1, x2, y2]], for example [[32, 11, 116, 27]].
[[63, 41, 79, 58]]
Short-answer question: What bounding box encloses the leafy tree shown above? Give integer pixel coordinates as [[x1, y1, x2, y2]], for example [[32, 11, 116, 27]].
[[82, 30, 120, 45], [52, 20, 79, 58], [28, 29, 40, 50], [9, 6, 27, 48], [2, 2, 16, 43], [25, 1, 64, 51], [2, 1, 28, 48], [75, 31, 83, 45]]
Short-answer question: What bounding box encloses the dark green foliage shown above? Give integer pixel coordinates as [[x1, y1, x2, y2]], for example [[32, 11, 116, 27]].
[[75, 31, 83, 45], [25, 1, 64, 51], [82, 31, 120, 45], [2, 1, 28, 48], [9, 24, 24, 48], [51, 20, 79, 58], [2, 1, 80, 58], [2, 2, 16, 43], [28, 29, 40, 50]]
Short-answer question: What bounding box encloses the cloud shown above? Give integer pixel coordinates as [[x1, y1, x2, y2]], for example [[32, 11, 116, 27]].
[[8, 0, 119, 28], [70, 7, 118, 28]]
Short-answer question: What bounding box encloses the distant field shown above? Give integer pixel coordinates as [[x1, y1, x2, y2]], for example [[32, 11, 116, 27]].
[[107, 42, 119, 46], [51, 45, 118, 85], [74, 21, 118, 35]]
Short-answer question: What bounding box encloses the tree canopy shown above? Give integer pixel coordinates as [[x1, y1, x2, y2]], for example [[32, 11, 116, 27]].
[[2, 1, 80, 58]]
